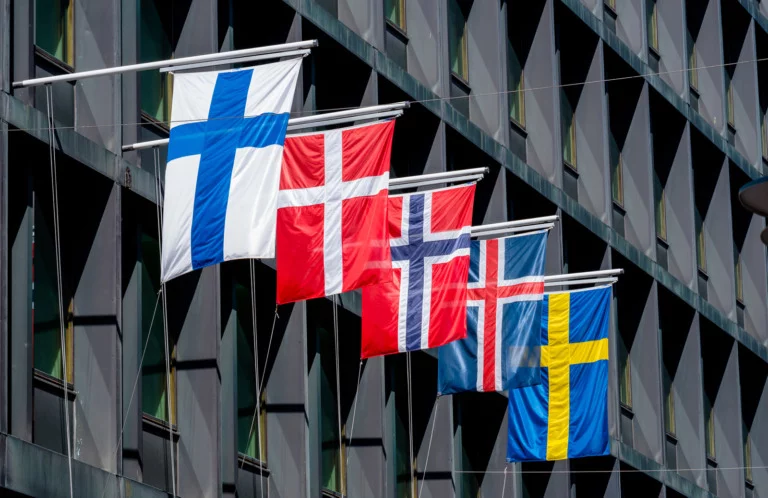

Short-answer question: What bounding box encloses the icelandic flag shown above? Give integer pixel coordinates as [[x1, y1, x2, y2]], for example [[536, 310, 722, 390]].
[[437, 231, 548, 395], [361, 183, 475, 358], [161, 59, 302, 282], [276, 120, 395, 304]]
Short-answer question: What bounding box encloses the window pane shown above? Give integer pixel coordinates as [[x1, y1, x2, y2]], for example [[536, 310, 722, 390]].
[[695, 207, 706, 271], [561, 90, 577, 167], [704, 395, 715, 458], [33, 200, 66, 379], [734, 245, 743, 303], [647, 0, 658, 50], [726, 72, 735, 127], [654, 170, 667, 240], [762, 111, 768, 158], [688, 31, 698, 89], [618, 334, 632, 407], [385, 0, 405, 30], [662, 365, 675, 435], [320, 327, 342, 493], [448, 0, 467, 80], [36, 0, 71, 63], [141, 233, 170, 422], [140, 0, 173, 122], [508, 40, 524, 126], [744, 424, 753, 482], [236, 283, 261, 460], [610, 133, 623, 205]]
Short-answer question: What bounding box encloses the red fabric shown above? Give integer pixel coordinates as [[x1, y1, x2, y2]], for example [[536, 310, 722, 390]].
[[361, 184, 476, 358], [276, 121, 395, 304]]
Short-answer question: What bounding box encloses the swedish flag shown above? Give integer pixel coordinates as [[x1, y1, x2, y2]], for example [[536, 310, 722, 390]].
[[507, 286, 611, 462]]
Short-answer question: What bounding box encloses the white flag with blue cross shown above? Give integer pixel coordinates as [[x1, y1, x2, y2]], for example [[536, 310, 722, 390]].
[[161, 59, 302, 282]]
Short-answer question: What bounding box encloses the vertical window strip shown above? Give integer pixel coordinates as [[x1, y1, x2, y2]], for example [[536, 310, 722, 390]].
[[744, 425, 753, 482], [695, 207, 706, 271], [663, 366, 675, 435], [140, 0, 173, 124], [561, 90, 577, 168], [735, 246, 744, 303], [704, 395, 716, 459], [688, 31, 698, 90], [35, 0, 74, 65], [508, 43, 525, 127], [320, 326, 346, 495], [610, 134, 624, 205], [618, 335, 632, 408], [647, 0, 659, 51], [654, 171, 667, 240], [449, 0, 468, 81], [727, 73, 735, 127], [762, 110, 768, 159], [385, 0, 406, 31], [605, 0, 616, 10]]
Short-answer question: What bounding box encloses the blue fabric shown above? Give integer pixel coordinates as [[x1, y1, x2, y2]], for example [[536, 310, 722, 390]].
[[507, 366, 549, 461], [389, 193, 471, 351], [568, 361, 609, 458], [437, 231, 547, 395], [568, 286, 611, 343], [166, 68, 291, 270], [506, 286, 611, 462]]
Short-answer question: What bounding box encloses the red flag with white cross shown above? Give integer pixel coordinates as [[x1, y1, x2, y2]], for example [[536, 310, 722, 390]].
[[276, 120, 396, 304]]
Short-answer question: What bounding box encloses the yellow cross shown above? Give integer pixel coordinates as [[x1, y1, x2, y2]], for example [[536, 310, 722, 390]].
[[539, 293, 609, 460]]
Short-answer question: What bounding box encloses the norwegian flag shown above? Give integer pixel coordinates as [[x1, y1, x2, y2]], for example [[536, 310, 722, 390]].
[[361, 183, 476, 358], [437, 231, 547, 395], [276, 120, 395, 304]]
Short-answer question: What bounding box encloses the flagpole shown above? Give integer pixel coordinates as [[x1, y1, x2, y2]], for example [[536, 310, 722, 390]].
[[332, 295, 346, 496], [154, 150, 177, 497], [13, 40, 318, 88], [406, 352, 416, 498]]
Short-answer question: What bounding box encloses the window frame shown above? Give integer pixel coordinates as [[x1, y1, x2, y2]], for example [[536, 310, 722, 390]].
[[618, 334, 632, 409], [448, 0, 469, 83], [734, 245, 744, 304], [726, 71, 736, 129]]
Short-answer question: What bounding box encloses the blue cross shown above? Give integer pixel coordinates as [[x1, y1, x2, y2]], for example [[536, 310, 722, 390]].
[[166, 69, 290, 270], [390, 194, 471, 350]]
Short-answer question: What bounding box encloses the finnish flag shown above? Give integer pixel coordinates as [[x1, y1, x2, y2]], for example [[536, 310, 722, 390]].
[[161, 59, 302, 282]]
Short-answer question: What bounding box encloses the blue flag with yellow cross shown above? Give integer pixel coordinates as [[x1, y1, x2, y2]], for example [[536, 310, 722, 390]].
[[507, 285, 611, 462]]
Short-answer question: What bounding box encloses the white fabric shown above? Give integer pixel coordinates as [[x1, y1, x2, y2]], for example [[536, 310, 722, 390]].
[[161, 59, 301, 282]]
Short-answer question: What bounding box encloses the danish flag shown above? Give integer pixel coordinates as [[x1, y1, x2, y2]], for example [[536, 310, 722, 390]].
[[438, 231, 548, 394], [276, 120, 395, 304], [361, 183, 476, 358]]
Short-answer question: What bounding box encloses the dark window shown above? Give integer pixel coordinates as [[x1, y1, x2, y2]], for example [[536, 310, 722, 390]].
[[35, 0, 73, 65]]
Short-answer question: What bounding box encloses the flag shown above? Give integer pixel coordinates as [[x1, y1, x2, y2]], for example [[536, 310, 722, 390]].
[[276, 120, 396, 304], [437, 230, 548, 395], [361, 183, 476, 358], [161, 59, 302, 282], [507, 285, 611, 462]]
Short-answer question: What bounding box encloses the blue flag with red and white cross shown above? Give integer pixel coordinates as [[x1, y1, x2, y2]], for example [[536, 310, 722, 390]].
[[437, 230, 548, 394]]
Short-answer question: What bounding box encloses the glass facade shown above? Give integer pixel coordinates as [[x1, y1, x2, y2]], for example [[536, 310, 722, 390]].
[[646, 0, 659, 52]]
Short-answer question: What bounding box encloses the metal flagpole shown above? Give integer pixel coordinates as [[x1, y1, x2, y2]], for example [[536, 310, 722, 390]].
[[154, 151, 177, 497], [45, 84, 74, 498], [249, 259, 266, 498], [13, 40, 318, 88], [406, 352, 415, 498], [121, 102, 411, 152], [332, 295, 345, 496]]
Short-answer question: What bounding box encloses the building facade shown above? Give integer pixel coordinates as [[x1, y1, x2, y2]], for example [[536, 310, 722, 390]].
[[0, 0, 766, 496]]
